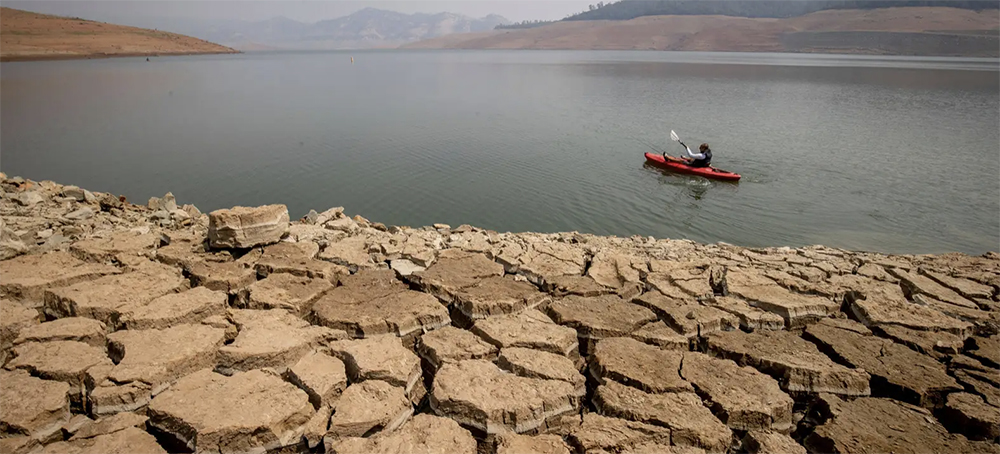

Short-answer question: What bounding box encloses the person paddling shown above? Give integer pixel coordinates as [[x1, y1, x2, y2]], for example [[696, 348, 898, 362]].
[[663, 134, 712, 168]]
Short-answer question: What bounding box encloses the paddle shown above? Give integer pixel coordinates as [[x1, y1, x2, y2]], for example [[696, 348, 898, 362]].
[[670, 130, 687, 150]]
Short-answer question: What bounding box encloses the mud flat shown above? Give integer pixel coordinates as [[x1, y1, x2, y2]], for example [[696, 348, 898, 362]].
[[1, 173, 998, 453]]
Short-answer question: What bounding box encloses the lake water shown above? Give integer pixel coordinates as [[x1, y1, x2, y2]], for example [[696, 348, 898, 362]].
[[2, 50, 998, 255]]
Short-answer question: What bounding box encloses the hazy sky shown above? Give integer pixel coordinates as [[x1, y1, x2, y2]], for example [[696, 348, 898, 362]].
[[5, 1, 593, 23]]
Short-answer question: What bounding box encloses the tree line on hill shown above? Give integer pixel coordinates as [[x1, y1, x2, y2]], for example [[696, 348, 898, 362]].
[[561, 0, 998, 21], [495, 20, 557, 30]]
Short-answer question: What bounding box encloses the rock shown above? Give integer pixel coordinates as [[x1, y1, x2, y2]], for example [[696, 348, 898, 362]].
[[496, 433, 571, 454], [181, 204, 201, 219], [150, 210, 170, 223], [44, 264, 187, 328], [390, 258, 425, 277], [966, 335, 1000, 368], [545, 295, 658, 351], [451, 275, 551, 323], [328, 336, 423, 399], [953, 368, 1000, 407], [69, 412, 147, 440], [207, 204, 290, 249], [589, 337, 692, 394], [319, 236, 373, 271], [246, 273, 334, 315], [218, 309, 344, 374], [629, 322, 689, 350], [0, 251, 119, 303], [325, 216, 359, 234], [471, 309, 580, 358], [564, 413, 671, 453], [303, 405, 332, 449], [248, 241, 347, 283], [6, 341, 112, 409], [64, 207, 95, 221], [725, 269, 838, 327], [498, 347, 586, 394], [804, 397, 992, 454], [410, 249, 504, 304], [169, 209, 190, 223], [912, 294, 1000, 337], [703, 297, 785, 332], [147, 193, 177, 212], [895, 269, 979, 309], [0, 236, 28, 261], [594, 380, 731, 452], [586, 252, 645, 289], [310, 270, 450, 339], [803, 319, 962, 408], [846, 292, 973, 337], [315, 206, 345, 225], [0, 436, 40, 454], [117, 287, 227, 330], [430, 360, 580, 434], [873, 325, 965, 359], [705, 330, 871, 396], [742, 431, 805, 454], [41, 427, 166, 453], [517, 242, 588, 286], [13, 191, 44, 206], [63, 186, 86, 201], [921, 269, 994, 300], [1, 300, 40, 362], [148, 369, 313, 454], [418, 326, 498, 371], [546, 275, 616, 297], [632, 293, 738, 338], [328, 380, 413, 438], [941, 392, 1000, 441], [68, 232, 160, 264], [285, 350, 347, 409], [13, 317, 106, 347], [0, 370, 71, 442], [186, 260, 257, 295], [680, 352, 794, 432], [90, 324, 226, 416], [326, 414, 477, 454]]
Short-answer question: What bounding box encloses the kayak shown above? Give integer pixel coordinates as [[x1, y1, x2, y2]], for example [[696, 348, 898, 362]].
[[644, 152, 741, 181]]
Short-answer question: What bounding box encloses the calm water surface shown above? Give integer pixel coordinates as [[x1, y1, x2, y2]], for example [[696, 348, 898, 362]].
[[2, 51, 998, 254]]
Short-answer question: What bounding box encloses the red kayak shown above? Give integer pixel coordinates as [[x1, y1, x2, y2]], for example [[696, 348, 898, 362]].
[[644, 152, 741, 181]]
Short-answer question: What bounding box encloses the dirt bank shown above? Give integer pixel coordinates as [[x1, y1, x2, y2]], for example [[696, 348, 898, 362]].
[[0, 7, 238, 62], [404, 7, 1000, 57]]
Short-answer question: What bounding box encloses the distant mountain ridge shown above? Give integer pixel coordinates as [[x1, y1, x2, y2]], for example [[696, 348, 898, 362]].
[[178, 7, 509, 50]]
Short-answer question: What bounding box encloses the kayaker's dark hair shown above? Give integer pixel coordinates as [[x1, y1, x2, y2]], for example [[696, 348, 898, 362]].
[[699, 143, 710, 152]]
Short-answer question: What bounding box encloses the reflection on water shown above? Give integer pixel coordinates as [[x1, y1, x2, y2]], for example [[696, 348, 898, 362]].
[[1, 50, 997, 254]]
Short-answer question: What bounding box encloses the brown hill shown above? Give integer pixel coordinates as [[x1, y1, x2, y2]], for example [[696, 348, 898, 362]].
[[403, 7, 1000, 57], [0, 7, 238, 62]]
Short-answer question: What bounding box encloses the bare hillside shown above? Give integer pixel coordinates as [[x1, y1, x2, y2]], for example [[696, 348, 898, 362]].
[[0, 7, 238, 62], [404, 7, 1000, 56]]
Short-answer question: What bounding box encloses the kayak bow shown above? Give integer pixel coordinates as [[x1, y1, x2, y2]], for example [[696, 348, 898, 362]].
[[644, 152, 741, 181]]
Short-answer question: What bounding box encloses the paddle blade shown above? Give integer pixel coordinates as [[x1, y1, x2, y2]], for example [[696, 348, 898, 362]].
[[670, 130, 680, 142]]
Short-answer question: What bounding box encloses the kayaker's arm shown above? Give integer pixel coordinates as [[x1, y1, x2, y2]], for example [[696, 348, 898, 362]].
[[684, 145, 706, 160]]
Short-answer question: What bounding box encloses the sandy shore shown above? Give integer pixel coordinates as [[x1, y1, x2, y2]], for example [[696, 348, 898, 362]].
[[1, 173, 998, 453], [0, 7, 238, 62]]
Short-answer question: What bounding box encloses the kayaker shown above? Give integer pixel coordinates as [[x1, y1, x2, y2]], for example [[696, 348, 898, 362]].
[[663, 142, 712, 168]]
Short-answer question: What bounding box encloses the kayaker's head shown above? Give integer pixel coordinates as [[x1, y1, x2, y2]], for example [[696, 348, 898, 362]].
[[699, 143, 710, 153]]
